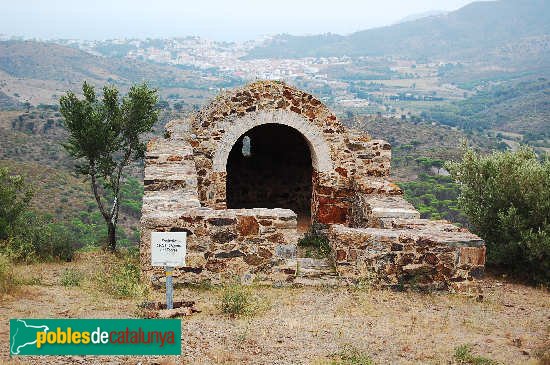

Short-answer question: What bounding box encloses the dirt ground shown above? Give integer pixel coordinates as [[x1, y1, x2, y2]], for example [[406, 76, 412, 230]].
[[1, 253, 548, 365]]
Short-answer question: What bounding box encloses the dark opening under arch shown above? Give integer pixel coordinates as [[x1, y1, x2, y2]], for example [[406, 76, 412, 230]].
[[226, 124, 312, 230]]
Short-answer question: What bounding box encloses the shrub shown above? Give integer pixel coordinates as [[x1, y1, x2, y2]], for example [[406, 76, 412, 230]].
[[219, 284, 252, 317], [0, 253, 17, 295], [453, 344, 498, 365], [110, 261, 145, 298], [447, 147, 550, 285], [535, 345, 550, 364], [218, 283, 268, 317], [4, 213, 75, 263], [299, 225, 331, 258], [0, 167, 33, 240], [60, 268, 83, 287], [0, 168, 76, 263]]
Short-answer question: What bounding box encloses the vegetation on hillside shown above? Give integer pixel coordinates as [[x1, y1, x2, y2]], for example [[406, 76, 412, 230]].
[[423, 78, 550, 138], [0, 40, 235, 91], [0, 167, 32, 240], [399, 174, 469, 226], [447, 147, 550, 285], [0, 167, 75, 262]]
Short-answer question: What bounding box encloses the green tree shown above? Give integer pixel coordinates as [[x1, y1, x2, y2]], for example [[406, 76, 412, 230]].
[[0, 168, 33, 240], [60, 82, 158, 251], [446, 147, 550, 285]]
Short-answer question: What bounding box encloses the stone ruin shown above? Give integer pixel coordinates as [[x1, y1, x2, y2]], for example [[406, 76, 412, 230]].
[[140, 81, 485, 291]]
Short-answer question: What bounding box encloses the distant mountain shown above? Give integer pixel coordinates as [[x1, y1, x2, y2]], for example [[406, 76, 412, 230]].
[[245, 0, 550, 66], [396, 10, 447, 24]]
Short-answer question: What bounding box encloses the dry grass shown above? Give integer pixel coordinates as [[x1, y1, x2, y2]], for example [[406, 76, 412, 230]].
[[0, 254, 18, 298], [0, 252, 548, 364]]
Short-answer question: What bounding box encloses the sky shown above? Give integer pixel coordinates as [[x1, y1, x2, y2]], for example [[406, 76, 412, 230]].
[[0, 0, 477, 42]]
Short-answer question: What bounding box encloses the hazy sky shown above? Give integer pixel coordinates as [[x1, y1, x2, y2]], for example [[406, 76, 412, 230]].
[[0, 0, 477, 41]]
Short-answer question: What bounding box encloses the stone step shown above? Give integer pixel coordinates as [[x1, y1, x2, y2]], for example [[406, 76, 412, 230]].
[[296, 257, 336, 277], [350, 194, 420, 228], [293, 276, 342, 287]]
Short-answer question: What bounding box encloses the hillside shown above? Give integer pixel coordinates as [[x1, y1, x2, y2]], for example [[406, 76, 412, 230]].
[[0, 90, 21, 109], [0, 41, 221, 105], [245, 0, 550, 73], [424, 78, 550, 137], [0, 31, 545, 250], [0, 104, 182, 246], [345, 116, 499, 180]]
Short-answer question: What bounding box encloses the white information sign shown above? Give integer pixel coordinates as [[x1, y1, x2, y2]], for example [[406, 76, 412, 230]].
[[151, 232, 187, 267]]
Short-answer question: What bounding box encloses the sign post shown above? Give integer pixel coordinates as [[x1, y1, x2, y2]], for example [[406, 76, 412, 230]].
[[165, 266, 174, 309], [151, 232, 187, 310]]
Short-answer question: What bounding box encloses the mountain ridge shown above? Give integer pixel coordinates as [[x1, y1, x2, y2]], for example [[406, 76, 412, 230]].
[[244, 0, 550, 63]]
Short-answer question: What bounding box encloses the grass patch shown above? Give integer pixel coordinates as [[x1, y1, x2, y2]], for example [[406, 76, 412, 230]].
[[59, 268, 83, 287], [453, 344, 499, 365], [218, 283, 268, 317], [19, 276, 42, 286], [95, 248, 148, 299], [329, 345, 374, 365], [0, 253, 17, 295], [298, 225, 331, 258], [535, 346, 550, 365]]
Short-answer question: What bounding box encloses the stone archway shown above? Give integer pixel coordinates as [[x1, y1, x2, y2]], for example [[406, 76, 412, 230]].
[[189, 81, 353, 224], [226, 123, 313, 230], [211, 109, 334, 226], [213, 109, 333, 173]]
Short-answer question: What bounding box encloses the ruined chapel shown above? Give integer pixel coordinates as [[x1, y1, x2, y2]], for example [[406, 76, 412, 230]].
[[140, 81, 486, 291]]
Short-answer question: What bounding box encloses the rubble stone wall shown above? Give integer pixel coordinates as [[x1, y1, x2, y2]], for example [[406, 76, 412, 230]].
[[329, 223, 486, 291], [141, 207, 299, 284]]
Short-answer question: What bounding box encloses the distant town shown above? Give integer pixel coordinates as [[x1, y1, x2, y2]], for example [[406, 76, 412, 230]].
[[9, 35, 464, 116]]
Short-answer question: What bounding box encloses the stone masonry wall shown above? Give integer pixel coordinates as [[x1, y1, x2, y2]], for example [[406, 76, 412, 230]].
[[338, 190, 485, 291], [329, 222, 485, 291], [141, 207, 298, 284]]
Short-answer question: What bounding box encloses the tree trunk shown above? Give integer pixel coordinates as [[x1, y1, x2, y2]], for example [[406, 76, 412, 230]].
[[107, 221, 116, 252]]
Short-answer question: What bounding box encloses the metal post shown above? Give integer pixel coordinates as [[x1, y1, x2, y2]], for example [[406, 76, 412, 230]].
[[165, 266, 174, 310]]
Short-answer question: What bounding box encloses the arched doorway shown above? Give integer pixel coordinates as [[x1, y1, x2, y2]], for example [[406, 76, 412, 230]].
[[226, 124, 312, 231]]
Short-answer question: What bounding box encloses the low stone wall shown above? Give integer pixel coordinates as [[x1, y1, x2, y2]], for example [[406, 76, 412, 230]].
[[141, 207, 298, 285], [329, 223, 485, 291], [348, 194, 420, 228]]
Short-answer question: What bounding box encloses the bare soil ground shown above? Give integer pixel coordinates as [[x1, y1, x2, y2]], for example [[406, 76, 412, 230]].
[[1, 252, 548, 364]]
